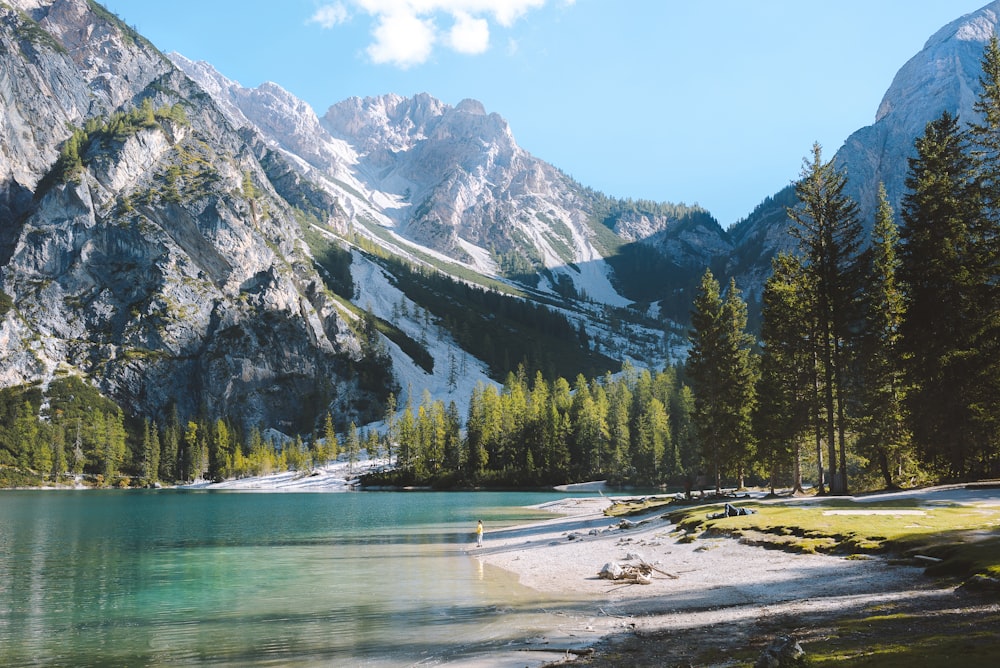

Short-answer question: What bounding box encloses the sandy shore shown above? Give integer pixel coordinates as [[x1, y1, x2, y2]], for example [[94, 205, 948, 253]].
[[469, 495, 935, 666]]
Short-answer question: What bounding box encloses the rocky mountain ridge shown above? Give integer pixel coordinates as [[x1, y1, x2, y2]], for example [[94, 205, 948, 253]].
[[0, 0, 386, 431], [173, 55, 730, 310]]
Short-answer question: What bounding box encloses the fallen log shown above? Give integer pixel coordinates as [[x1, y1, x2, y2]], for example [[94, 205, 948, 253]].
[[598, 561, 656, 584]]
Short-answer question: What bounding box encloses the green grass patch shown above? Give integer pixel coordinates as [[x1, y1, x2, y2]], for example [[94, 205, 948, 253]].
[[663, 497, 1000, 582], [605, 496, 677, 517]]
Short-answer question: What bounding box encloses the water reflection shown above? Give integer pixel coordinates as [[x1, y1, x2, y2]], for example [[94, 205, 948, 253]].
[[0, 490, 585, 666]]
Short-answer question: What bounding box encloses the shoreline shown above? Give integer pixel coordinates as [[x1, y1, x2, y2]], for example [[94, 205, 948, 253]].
[[470, 495, 938, 666]]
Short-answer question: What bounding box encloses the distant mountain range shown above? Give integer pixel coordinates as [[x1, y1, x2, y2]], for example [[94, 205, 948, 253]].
[[1, 0, 998, 432]]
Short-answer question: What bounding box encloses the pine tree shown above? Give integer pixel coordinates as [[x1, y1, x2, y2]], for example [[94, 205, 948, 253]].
[[756, 253, 813, 494], [549, 376, 573, 480], [721, 278, 758, 488], [140, 98, 157, 128], [443, 401, 462, 471], [320, 412, 336, 463], [687, 270, 756, 493], [395, 404, 416, 470], [670, 383, 698, 496], [605, 373, 632, 481], [345, 422, 360, 473], [465, 383, 489, 478], [382, 394, 396, 462], [856, 184, 910, 488], [183, 421, 200, 481], [971, 34, 1000, 215], [71, 418, 85, 474], [787, 142, 866, 494], [635, 397, 670, 484], [142, 418, 160, 484], [688, 271, 726, 492], [159, 405, 179, 483], [524, 372, 552, 479], [900, 111, 984, 476], [569, 376, 608, 479], [210, 419, 232, 481], [102, 411, 127, 484], [966, 34, 1000, 476]]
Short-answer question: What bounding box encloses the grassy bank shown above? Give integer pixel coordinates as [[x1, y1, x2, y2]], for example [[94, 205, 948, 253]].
[[591, 488, 1000, 666]]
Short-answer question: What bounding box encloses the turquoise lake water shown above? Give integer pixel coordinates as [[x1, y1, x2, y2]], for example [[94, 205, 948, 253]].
[[0, 490, 591, 666]]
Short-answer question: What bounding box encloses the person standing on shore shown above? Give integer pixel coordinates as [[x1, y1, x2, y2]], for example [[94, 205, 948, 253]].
[[476, 520, 484, 548]]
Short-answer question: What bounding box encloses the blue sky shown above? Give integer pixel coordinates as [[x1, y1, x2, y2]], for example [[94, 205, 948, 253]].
[[100, 0, 988, 226]]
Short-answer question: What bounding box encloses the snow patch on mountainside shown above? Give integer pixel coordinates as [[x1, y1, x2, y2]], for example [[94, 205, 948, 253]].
[[347, 248, 496, 415]]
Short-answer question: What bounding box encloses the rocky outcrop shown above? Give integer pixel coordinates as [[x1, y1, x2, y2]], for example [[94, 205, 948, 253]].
[[838, 2, 1000, 221], [0, 0, 384, 431], [322, 92, 613, 286]]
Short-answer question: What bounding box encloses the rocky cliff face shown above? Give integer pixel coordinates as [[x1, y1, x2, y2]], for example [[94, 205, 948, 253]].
[[838, 2, 1000, 221], [0, 0, 382, 431]]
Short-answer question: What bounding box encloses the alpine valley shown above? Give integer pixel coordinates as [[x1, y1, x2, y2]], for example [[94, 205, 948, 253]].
[[1, 0, 998, 440]]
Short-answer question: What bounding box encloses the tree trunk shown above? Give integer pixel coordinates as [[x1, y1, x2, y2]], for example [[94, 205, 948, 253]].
[[792, 439, 805, 494], [812, 356, 827, 495], [834, 337, 850, 495], [878, 449, 893, 489], [714, 448, 722, 495], [824, 355, 839, 494]]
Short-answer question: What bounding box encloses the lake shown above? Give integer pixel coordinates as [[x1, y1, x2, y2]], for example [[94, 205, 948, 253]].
[[0, 490, 594, 666]]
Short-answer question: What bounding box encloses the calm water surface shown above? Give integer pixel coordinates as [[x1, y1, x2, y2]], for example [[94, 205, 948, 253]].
[[0, 490, 590, 666]]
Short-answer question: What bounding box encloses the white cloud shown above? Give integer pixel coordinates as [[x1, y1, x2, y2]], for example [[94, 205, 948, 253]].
[[320, 0, 556, 67], [447, 11, 489, 55], [367, 11, 436, 68], [309, 3, 349, 29]]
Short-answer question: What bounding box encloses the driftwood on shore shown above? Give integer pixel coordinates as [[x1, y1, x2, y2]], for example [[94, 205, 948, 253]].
[[598, 553, 678, 585]]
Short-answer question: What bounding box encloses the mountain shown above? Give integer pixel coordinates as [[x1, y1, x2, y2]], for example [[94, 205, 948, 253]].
[[0, 0, 388, 432], [3, 0, 996, 438], [730, 1, 1000, 296], [173, 54, 731, 310], [1, 0, 706, 436]]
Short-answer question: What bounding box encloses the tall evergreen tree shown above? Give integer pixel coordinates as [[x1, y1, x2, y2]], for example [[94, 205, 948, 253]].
[[102, 411, 127, 484], [787, 142, 866, 494], [183, 421, 201, 481], [159, 405, 179, 483], [345, 422, 360, 473], [670, 383, 698, 495], [971, 34, 1000, 217], [723, 278, 758, 488], [605, 373, 632, 481], [967, 33, 1000, 476], [857, 184, 910, 487], [465, 383, 490, 478], [688, 270, 756, 493], [141, 418, 160, 484], [756, 253, 812, 494], [901, 111, 987, 477], [13, 401, 39, 471]]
